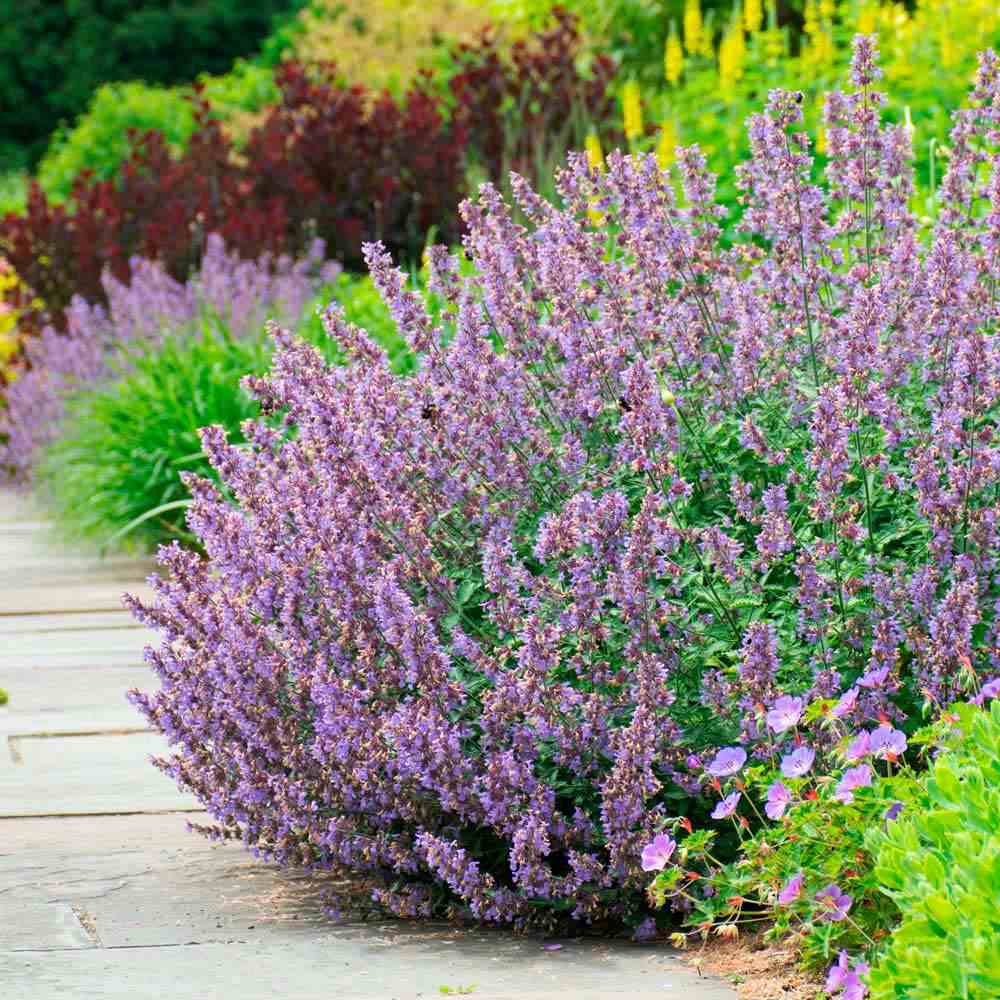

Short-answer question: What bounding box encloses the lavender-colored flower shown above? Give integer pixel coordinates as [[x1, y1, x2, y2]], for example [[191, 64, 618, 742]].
[[834, 765, 873, 804], [815, 883, 853, 922], [640, 833, 677, 872], [858, 665, 890, 689], [868, 725, 907, 759], [711, 792, 741, 820], [780, 746, 816, 778], [765, 781, 793, 820], [777, 871, 804, 905], [831, 686, 859, 719], [706, 747, 748, 778], [766, 695, 804, 734], [884, 801, 904, 822], [973, 676, 1000, 706], [826, 950, 869, 1000], [845, 731, 870, 762]]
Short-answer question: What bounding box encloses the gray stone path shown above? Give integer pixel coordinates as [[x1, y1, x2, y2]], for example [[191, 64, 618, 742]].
[[0, 491, 737, 999]]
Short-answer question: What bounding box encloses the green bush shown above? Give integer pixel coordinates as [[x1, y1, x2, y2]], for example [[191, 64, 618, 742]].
[[37, 272, 410, 552], [0, 0, 305, 170], [38, 83, 199, 199], [867, 702, 1000, 999], [36, 62, 281, 201]]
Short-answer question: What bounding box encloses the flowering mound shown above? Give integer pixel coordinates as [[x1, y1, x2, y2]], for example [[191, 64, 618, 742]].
[[0, 234, 338, 485], [130, 40, 1000, 931]]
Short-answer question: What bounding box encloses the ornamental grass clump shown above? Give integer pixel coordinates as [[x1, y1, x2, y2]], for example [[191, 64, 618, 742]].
[[0, 234, 338, 486], [131, 38, 1000, 933]]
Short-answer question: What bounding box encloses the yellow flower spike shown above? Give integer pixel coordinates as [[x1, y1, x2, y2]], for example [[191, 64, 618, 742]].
[[585, 132, 604, 172], [683, 0, 704, 57], [657, 120, 678, 169], [803, 0, 819, 38], [744, 0, 763, 34], [718, 19, 746, 95], [622, 80, 644, 143], [664, 21, 684, 85]]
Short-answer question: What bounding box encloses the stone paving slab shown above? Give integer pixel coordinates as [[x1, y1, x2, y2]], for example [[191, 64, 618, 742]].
[[1, 815, 736, 1000], [0, 491, 738, 1000]]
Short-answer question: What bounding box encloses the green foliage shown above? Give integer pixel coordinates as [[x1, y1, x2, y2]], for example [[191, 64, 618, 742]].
[[0, 171, 28, 216], [38, 83, 199, 200], [36, 273, 411, 552], [36, 63, 281, 202], [0, 687, 8, 706], [0, 0, 305, 170], [867, 702, 1000, 1000]]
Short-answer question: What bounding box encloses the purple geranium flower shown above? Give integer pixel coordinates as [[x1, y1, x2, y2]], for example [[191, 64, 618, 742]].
[[845, 731, 870, 761], [711, 791, 741, 819], [858, 665, 890, 689], [766, 695, 804, 734], [777, 871, 804, 905], [869, 725, 907, 759], [826, 950, 869, 999], [815, 883, 853, 922], [706, 746, 747, 777], [834, 764, 873, 803], [973, 676, 1000, 706], [831, 686, 859, 718], [765, 780, 793, 820], [640, 833, 677, 872], [780, 746, 815, 778]]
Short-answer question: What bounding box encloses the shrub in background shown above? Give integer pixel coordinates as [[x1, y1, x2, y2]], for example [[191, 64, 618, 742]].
[[0, 0, 305, 170], [0, 71, 461, 333], [36, 269, 412, 552], [128, 40, 1000, 932], [245, 62, 469, 268], [0, 234, 338, 488], [291, 0, 493, 93], [449, 8, 620, 194]]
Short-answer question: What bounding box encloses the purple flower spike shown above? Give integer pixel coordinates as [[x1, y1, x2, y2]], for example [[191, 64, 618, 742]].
[[815, 883, 853, 922], [834, 764, 873, 803], [640, 833, 677, 872], [766, 695, 804, 734], [711, 791, 741, 819], [706, 746, 747, 777], [765, 781, 793, 820], [780, 746, 815, 778], [869, 725, 907, 758], [777, 872, 804, 905]]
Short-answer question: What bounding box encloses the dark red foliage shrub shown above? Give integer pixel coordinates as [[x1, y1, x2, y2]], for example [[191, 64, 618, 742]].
[[449, 8, 619, 186], [1, 92, 287, 333], [0, 13, 617, 336], [244, 63, 468, 267], [0, 73, 464, 331]]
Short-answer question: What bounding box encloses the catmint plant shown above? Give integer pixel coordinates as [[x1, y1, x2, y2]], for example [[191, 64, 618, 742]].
[[0, 235, 338, 484], [131, 38, 1000, 935]]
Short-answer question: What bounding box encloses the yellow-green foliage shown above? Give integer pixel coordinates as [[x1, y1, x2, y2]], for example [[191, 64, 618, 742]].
[[289, 0, 494, 92]]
